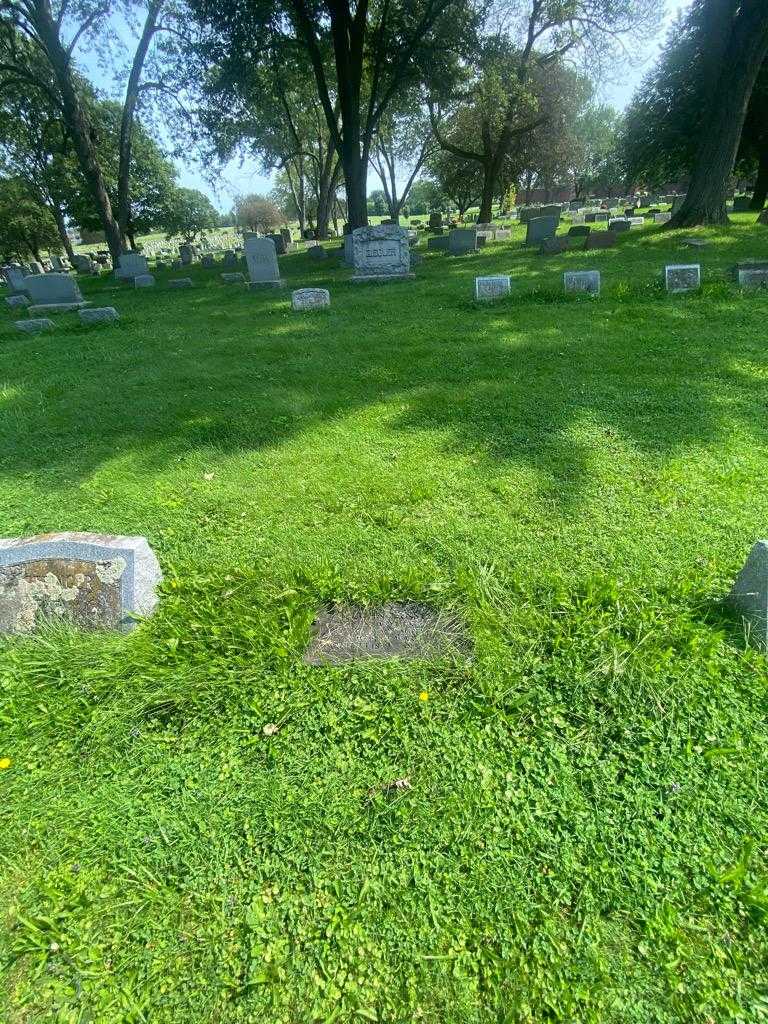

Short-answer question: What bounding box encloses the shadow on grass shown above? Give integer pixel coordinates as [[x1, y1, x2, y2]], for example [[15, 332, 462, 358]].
[[1, 238, 768, 501]]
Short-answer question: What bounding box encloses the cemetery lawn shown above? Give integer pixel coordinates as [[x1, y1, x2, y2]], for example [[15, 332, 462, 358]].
[[3, 218, 768, 1023]]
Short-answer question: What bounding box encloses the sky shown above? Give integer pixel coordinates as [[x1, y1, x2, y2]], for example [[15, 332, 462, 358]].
[[83, 0, 693, 212]]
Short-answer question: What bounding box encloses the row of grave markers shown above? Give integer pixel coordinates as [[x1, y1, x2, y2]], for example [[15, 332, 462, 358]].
[[0, 532, 767, 655]]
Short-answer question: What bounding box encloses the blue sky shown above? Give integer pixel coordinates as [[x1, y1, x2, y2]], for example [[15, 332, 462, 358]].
[[81, 0, 692, 211]]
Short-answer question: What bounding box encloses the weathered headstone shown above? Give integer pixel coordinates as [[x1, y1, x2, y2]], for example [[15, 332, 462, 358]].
[[525, 215, 559, 245], [428, 211, 443, 230], [584, 213, 597, 223], [584, 230, 618, 250], [25, 273, 87, 313], [15, 318, 54, 334], [564, 270, 600, 296], [179, 243, 196, 265], [28, 261, 44, 274], [169, 278, 194, 289], [628, 217, 645, 227], [665, 264, 700, 293], [608, 218, 630, 232], [2, 265, 29, 293], [5, 294, 30, 308], [115, 253, 149, 280], [71, 254, 96, 274], [494, 229, 512, 241], [351, 225, 413, 282], [427, 235, 450, 252], [448, 229, 477, 255], [291, 287, 330, 311], [728, 541, 768, 650], [0, 533, 161, 633], [222, 250, 238, 267], [654, 212, 672, 224], [593, 211, 610, 223], [540, 236, 568, 255], [134, 274, 156, 288], [737, 266, 768, 288], [732, 196, 751, 213], [308, 244, 328, 260], [568, 225, 590, 237], [201, 254, 215, 268], [221, 272, 245, 284], [80, 307, 119, 324], [245, 236, 285, 288], [266, 232, 287, 255], [474, 275, 510, 301]]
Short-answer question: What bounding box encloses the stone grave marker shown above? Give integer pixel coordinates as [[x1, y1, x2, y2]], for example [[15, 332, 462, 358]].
[[584, 230, 618, 250], [654, 212, 672, 224], [222, 250, 238, 266], [584, 213, 597, 223], [494, 229, 512, 241], [266, 232, 287, 255], [428, 212, 443, 229], [80, 307, 119, 324], [115, 252, 149, 280], [665, 264, 700, 293], [540, 236, 568, 255], [25, 273, 87, 314], [568, 225, 590, 237], [526, 215, 559, 245], [169, 278, 194, 289], [179, 243, 196, 265], [6, 294, 30, 308], [351, 225, 413, 282], [201, 254, 215, 268], [564, 270, 600, 296], [15, 319, 54, 334], [308, 245, 328, 260], [571, 212, 586, 225], [3, 265, 30, 293], [135, 274, 156, 288], [594, 211, 610, 223], [737, 266, 768, 288], [291, 287, 330, 311], [448, 229, 477, 255], [733, 196, 751, 213], [28, 261, 44, 274], [728, 541, 768, 650], [609, 218, 631, 232], [629, 217, 645, 227], [427, 235, 450, 252], [245, 236, 285, 288], [221, 271, 245, 284], [304, 601, 471, 665], [474, 275, 510, 301], [0, 533, 161, 634]]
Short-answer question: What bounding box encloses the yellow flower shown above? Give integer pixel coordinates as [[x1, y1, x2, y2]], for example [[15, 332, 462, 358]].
[[419, 691, 429, 702], [0, 757, 11, 770]]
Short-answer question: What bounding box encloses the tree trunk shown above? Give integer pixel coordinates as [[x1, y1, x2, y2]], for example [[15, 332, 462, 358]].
[[35, 6, 124, 264], [478, 163, 495, 222], [52, 203, 75, 258], [670, 0, 768, 228], [117, 0, 162, 245], [750, 148, 768, 210]]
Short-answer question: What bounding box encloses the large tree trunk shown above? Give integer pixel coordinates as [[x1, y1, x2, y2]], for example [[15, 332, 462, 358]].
[[670, 0, 768, 228], [478, 162, 495, 222], [117, 0, 162, 245], [35, 6, 123, 264], [750, 148, 768, 210]]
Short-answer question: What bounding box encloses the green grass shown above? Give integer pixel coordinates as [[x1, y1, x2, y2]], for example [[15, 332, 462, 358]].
[[2, 216, 768, 1023]]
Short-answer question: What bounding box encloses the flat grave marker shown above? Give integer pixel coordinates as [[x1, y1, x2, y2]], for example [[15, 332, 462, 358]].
[[474, 275, 511, 301], [564, 270, 600, 296], [292, 287, 330, 311], [665, 264, 700, 293]]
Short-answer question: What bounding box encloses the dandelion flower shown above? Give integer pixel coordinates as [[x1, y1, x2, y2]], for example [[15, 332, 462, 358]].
[[419, 691, 429, 702], [0, 757, 11, 770]]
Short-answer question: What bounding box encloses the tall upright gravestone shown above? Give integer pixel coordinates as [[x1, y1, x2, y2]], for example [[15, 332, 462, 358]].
[[245, 236, 285, 289], [351, 225, 413, 282]]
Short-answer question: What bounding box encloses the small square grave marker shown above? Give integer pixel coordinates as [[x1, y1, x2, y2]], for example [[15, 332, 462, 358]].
[[292, 287, 330, 311], [80, 307, 119, 324], [737, 267, 768, 288], [169, 278, 194, 289], [15, 318, 54, 334], [665, 264, 700, 293], [564, 270, 600, 296], [135, 274, 155, 288], [221, 272, 245, 284], [475, 275, 511, 301]]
